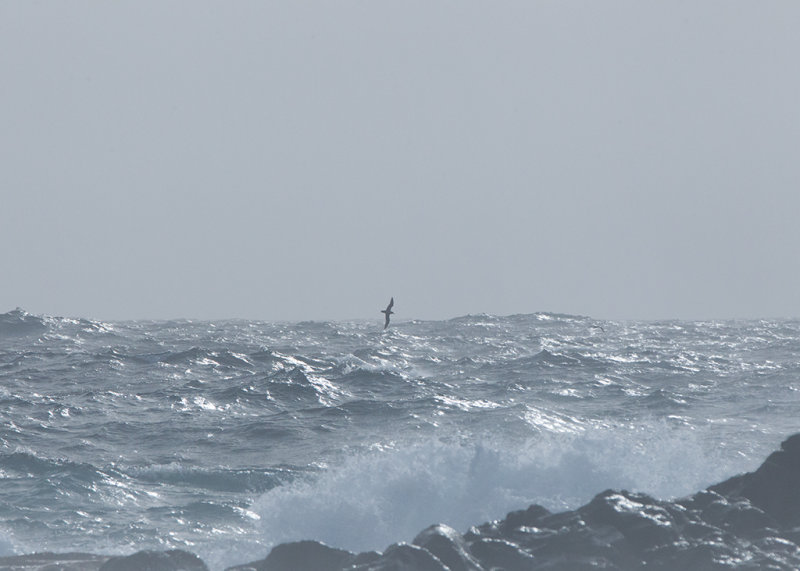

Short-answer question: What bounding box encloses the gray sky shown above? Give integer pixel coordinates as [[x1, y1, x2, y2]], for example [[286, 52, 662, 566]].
[[2, 2, 799, 322]]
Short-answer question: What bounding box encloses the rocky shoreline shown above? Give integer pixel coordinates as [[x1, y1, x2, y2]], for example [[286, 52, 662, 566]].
[[3, 434, 800, 571]]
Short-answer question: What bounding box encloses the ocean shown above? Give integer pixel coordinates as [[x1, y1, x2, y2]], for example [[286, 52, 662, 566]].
[[0, 308, 798, 569]]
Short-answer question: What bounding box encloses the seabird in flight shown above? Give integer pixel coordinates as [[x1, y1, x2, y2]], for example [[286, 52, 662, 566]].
[[381, 297, 394, 329]]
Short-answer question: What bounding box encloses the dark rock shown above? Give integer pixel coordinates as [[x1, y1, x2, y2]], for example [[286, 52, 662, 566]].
[[711, 434, 800, 527], [468, 538, 535, 571], [351, 551, 382, 566], [644, 540, 748, 571], [502, 504, 551, 531], [579, 490, 681, 550], [99, 549, 208, 571], [754, 535, 800, 557], [412, 524, 481, 571], [0, 552, 109, 571], [234, 540, 354, 571], [352, 543, 447, 571]]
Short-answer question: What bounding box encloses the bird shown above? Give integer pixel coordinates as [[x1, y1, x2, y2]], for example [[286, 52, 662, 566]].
[[381, 297, 394, 329]]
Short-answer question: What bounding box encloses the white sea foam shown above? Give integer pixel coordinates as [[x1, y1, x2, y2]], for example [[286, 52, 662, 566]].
[[251, 422, 753, 554]]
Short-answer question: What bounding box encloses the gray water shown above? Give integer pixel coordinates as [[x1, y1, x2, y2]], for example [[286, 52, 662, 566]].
[[1, 308, 798, 569]]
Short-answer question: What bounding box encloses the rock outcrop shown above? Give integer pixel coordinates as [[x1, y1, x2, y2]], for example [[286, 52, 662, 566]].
[[0, 549, 207, 571]]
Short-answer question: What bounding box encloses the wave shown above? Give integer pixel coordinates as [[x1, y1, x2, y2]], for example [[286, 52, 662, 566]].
[[157, 347, 256, 369], [122, 463, 287, 494], [250, 423, 750, 555], [445, 312, 590, 325], [0, 309, 115, 343], [0, 308, 47, 338], [0, 450, 102, 481]]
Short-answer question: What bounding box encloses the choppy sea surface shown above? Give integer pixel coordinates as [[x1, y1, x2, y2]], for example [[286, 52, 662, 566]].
[[0, 308, 798, 569]]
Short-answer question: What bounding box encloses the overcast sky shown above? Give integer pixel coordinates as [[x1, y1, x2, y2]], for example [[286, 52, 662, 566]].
[[2, 2, 799, 322]]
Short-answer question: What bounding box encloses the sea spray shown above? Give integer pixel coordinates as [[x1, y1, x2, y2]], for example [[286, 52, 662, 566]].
[[251, 422, 757, 554]]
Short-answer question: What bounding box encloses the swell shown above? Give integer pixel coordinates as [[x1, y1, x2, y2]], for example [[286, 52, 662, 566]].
[[1, 309, 799, 568]]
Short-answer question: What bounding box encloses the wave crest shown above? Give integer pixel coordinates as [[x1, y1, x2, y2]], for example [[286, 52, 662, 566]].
[[0, 308, 47, 337], [250, 424, 746, 553]]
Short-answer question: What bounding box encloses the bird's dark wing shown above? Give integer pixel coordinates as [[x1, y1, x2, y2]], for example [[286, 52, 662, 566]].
[[384, 313, 391, 329], [386, 297, 394, 311]]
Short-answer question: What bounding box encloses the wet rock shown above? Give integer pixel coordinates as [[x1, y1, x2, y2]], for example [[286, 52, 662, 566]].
[[468, 538, 536, 571], [352, 543, 447, 571], [0, 552, 108, 571], [99, 549, 208, 571], [0, 551, 209, 571], [501, 503, 551, 532], [579, 490, 683, 550], [351, 551, 382, 567], [412, 524, 481, 571], [228, 540, 354, 571], [711, 434, 800, 528]]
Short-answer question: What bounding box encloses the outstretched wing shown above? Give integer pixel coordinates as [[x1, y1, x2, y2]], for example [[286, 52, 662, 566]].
[[384, 312, 391, 329], [386, 297, 394, 312]]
